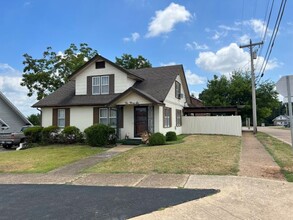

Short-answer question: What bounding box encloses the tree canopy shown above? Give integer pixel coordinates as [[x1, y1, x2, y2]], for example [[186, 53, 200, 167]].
[[115, 54, 152, 69], [199, 71, 280, 124], [27, 113, 41, 126], [21, 43, 98, 100]]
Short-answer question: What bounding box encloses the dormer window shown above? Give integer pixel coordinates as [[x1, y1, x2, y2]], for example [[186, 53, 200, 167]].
[[92, 76, 109, 95]]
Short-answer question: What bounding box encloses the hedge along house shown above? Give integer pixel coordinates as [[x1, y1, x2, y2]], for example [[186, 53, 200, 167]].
[[33, 55, 193, 139]]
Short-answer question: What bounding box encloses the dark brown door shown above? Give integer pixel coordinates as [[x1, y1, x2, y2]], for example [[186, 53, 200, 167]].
[[134, 106, 148, 137]]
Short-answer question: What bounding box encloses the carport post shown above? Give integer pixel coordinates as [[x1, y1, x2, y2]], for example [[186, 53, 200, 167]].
[[286, 76, 293, 148]]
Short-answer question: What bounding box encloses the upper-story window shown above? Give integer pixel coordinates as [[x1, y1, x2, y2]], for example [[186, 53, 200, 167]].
[[92, 76, 109, 95], [95, 61, 105, 69], [175, 81, 181, 99]]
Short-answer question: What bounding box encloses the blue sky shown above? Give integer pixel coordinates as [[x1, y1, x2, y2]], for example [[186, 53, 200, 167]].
[[0, 0, 292, 116]]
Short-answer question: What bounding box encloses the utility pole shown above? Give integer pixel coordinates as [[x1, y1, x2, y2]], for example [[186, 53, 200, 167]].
[[240, 39, 263, 134]]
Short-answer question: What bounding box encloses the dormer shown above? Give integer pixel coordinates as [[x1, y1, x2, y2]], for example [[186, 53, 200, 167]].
[[69, 55, 144, 96]]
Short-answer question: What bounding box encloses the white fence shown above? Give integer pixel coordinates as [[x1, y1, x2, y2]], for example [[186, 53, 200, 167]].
[[182, 116, 242, 136]]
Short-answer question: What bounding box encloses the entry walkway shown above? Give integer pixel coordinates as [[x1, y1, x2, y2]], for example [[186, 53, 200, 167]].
[[48, 145, 135, 175], [238, 131, 284, 180]]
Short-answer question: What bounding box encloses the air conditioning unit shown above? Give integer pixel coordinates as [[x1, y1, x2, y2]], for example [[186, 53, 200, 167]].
[[179, 93, 184, 99]]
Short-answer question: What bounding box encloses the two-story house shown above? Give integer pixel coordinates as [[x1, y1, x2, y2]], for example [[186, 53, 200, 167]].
[[33, 55, 192, 139]]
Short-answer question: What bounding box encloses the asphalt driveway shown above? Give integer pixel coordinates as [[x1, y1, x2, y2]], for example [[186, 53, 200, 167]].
[[0, 184, 217, 220]]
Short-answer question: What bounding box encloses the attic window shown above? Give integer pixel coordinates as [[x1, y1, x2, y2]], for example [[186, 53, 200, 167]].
[[95, 61, 105, 69]]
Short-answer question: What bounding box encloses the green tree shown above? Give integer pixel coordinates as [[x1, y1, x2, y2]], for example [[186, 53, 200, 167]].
[[199, 75, 230, 106], [115, 54, 152, 69], [27, 113, 41, 126], [199, 71, 280, 124], [21, 43, 98, 100]]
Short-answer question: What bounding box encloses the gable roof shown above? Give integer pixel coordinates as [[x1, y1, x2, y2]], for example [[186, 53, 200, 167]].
[[109, 87, 162, 106], [69, 54, 144, 81], [0, 91, 32, 125], [33, 63, 191, 108], [129, 65, 180, 102]]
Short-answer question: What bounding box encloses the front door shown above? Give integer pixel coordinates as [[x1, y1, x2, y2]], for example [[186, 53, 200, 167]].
[[134, 106, 148, 137]]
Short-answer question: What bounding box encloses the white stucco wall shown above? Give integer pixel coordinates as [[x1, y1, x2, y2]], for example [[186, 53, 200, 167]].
[[70, 107, 93, 131], [41, 108, 52, 127], [120, 105, 134, 139], [74, 60, 136, 95], [158, 75, 187, 135]]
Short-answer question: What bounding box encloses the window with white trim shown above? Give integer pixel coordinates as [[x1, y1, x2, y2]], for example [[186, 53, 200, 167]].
[[99, 108, 117, 127], [101, 76, 109, 94], [109, 108, 117, 127], [92, 76, 109, 95], [176, 109, 182, 127], [99, 108, 108, 125], [164, 107, 172, 128], [58, 109, 65, 127], [92, 76, 100, 95]]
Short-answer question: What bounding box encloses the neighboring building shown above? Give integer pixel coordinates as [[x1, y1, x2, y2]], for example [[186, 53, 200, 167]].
[[272, 115, 289, 126], [33, 55, 194, 139], [0, 91, 32, 133]]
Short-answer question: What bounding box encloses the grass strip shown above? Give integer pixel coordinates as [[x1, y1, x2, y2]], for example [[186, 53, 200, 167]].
[[256, 132, 293, 182]]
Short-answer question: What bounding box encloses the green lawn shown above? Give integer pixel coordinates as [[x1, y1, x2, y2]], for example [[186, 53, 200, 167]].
[[256, 132, 293, 182], [86, 135, 241, 175], [0, 145, 106, 173]]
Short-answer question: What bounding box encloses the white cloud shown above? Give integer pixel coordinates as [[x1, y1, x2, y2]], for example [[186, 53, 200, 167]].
[[0, 63, 37, 116], [196, 43, 249, 74], [185, 42, 209, 50], [218, 25, 240, 31], [160, 62, 177, 66], [239, 19, 272, 38], [146, 2, 192, 38], [195, 43, 279, 75], [238, 34, 250, 44], [123, 32, 140, 42], [211, 31, 227, 40], [185, 70, 206, 85]]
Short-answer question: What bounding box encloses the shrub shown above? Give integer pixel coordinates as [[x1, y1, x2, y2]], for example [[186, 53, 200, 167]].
[[23, 126, 43, 143], [84, 124, 116, 147], [148, 132, 166, 146], [42, 126, 60, 144], [60, 126, 83, 144], [166, 131, 177, 141]]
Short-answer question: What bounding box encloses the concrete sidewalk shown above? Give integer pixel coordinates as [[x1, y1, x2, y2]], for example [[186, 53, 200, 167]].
[[238, 131, 284, 180], [0, 173, 292, 219]]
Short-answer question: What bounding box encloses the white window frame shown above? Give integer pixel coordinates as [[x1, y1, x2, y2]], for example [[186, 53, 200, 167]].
[[92, 76, 101, 95], [99, 108, 117, 127], [109, 108, 117, 127], [58, 109, 65, 128], [164, 107, 171, 128], [99, 108, 108, 125], [101, 76, 109, 94], [176, 109, 182, 127]]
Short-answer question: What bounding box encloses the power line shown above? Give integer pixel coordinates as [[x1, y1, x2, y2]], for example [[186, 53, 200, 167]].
[[258, 0, 287, 79], [255, 0, 275, 79]]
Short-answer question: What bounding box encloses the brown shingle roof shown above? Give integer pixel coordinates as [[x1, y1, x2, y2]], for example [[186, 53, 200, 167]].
[[130, 65, 182, 102], [33, 65, 184, 108]]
